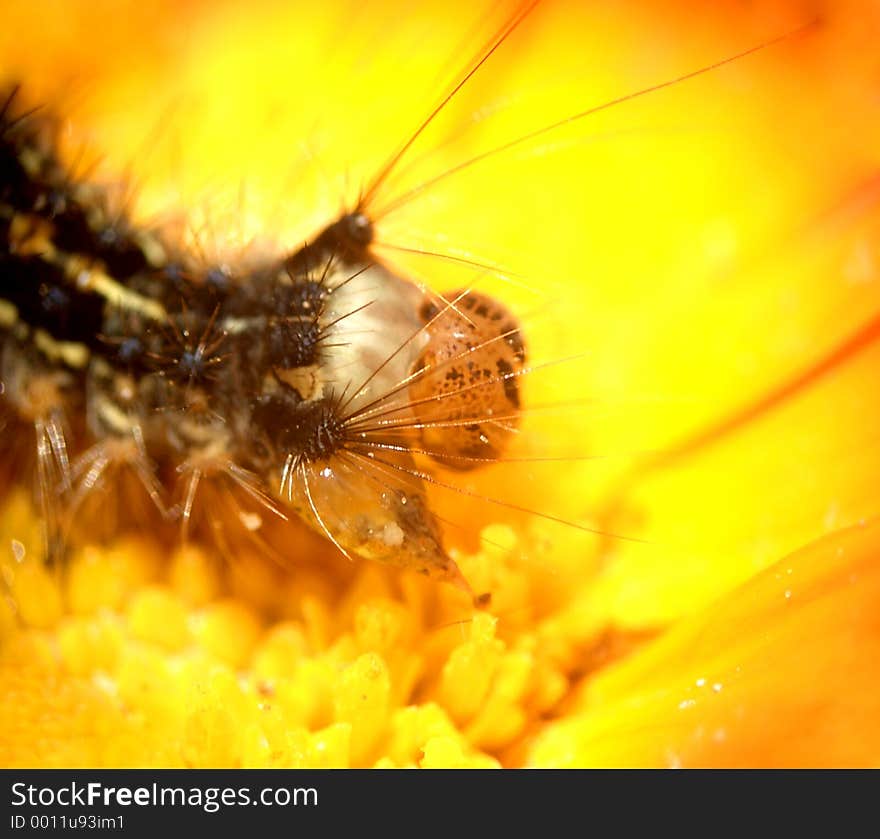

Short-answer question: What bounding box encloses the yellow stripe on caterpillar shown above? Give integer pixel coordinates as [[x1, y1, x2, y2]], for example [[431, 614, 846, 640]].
[[32, 328, 90, 369]]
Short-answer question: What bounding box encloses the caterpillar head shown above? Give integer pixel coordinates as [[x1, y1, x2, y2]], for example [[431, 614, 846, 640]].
[[233, 217, 526, 591]]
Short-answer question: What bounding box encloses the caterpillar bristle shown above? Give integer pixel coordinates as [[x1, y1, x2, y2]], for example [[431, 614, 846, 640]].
[[0, 2, 821, 600]]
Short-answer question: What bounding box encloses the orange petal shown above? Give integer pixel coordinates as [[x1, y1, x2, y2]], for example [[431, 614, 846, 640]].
[[528, 519, 880, 767]]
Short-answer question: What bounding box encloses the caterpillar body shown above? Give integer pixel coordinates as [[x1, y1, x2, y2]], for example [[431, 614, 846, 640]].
[[0, 0, 814, 607], [0, 80, 536, 592]]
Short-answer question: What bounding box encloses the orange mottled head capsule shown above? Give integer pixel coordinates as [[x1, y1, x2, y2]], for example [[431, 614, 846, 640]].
[[410, 289, 526, 470]]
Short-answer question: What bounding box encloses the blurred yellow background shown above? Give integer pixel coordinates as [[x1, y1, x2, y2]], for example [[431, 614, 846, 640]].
[[2, 0, 880, 767]]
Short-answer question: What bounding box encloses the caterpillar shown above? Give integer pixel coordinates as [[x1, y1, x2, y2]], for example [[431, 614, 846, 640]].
[[0, 0, 817, 607]]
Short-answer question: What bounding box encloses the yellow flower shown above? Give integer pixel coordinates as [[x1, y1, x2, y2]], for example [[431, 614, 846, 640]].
[[2, 0, 880, 767]]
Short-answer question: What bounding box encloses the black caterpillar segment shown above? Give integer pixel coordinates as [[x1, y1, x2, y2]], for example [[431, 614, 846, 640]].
[[0, 86, 528, 591], [0, 88, 164, 283], [0, 252, 105, 354]]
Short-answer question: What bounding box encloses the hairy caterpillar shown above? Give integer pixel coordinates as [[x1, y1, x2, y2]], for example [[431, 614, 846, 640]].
[[0, 0, 825, 614]]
